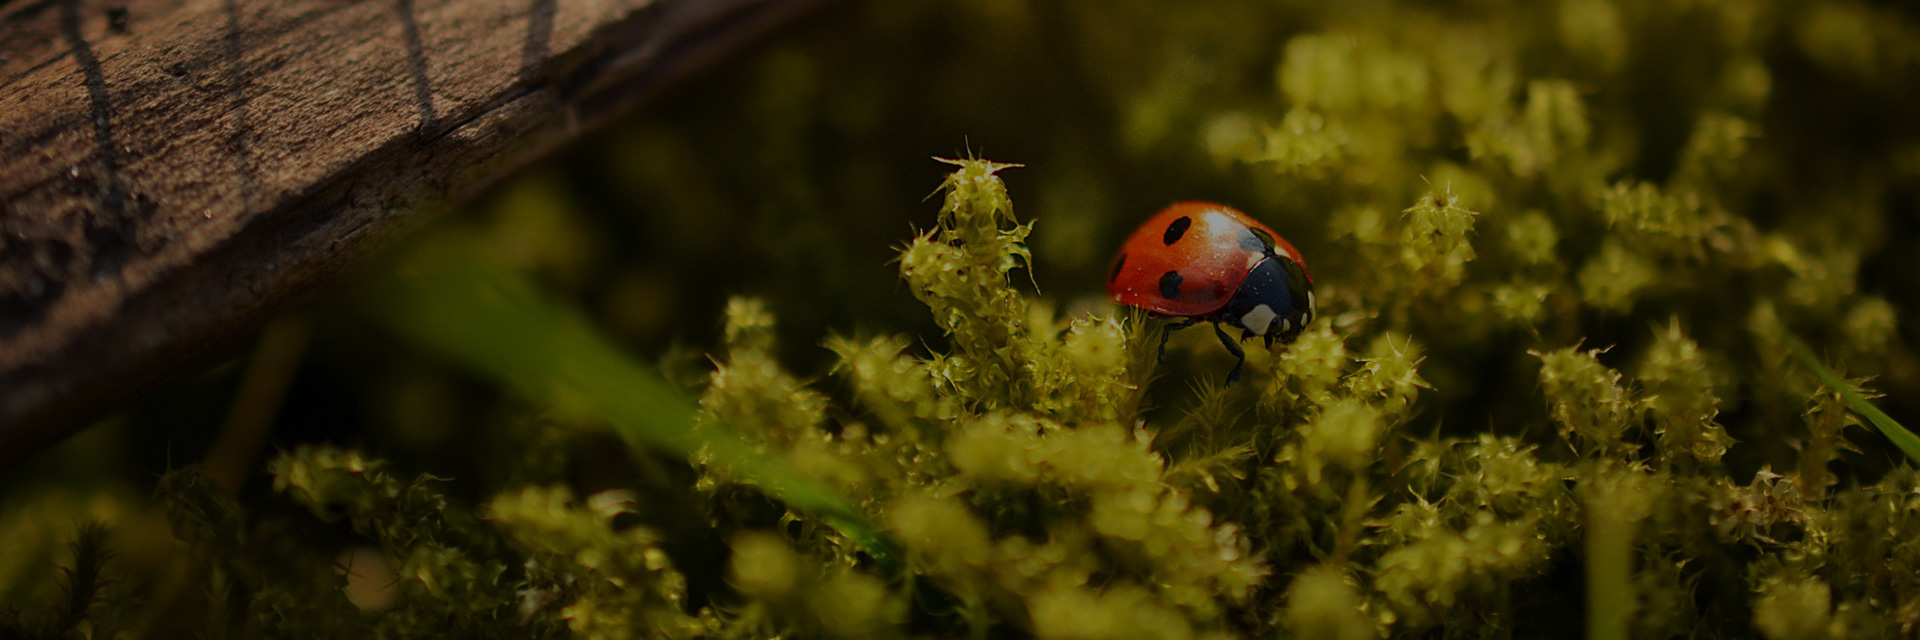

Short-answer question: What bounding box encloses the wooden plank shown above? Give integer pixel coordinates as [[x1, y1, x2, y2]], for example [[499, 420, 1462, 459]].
[[0, 0, 821, 467]]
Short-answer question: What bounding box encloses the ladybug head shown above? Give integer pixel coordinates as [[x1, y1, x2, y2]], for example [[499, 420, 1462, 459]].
[[1224, 254, 1314, 342]]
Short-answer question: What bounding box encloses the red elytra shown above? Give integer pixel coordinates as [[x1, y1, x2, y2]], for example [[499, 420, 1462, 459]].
[[1106, 202, 1310, 317]]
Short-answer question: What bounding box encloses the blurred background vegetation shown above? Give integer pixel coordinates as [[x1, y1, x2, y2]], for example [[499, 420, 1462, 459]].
[[5, 0, 1920, 638]]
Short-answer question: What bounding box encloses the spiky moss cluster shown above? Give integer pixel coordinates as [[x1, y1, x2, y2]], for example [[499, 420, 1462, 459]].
[[128, 447, 707, 639], [0, 519, 121, 639], [4, 1, 1920, 638], [488, 486, 704, 639]]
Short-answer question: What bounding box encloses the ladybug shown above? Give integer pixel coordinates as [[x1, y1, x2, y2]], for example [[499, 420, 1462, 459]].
[[1106, 202, 1315, 382]]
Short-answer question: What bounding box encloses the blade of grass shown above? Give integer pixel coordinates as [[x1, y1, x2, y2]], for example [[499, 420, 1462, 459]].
[[360, 234, 898, 570], [1785, 335, 1920, 466]]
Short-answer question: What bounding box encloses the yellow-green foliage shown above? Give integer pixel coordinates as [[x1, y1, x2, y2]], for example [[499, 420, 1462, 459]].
[[2, 1, 1919, 639], [489, 486, 699, 639], [1535, 345, 1638, 454]]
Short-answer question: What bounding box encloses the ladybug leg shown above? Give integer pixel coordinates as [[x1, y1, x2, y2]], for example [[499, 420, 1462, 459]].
[[1158, 317, 1202, 362], [1211, 321, 1247, 383]]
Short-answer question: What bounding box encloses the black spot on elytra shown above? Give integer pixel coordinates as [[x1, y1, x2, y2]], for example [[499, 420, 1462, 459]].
[[1162, 216, 1191, 245], [1159, 270, 1183, 299], [1109, 253, 1127, 283]]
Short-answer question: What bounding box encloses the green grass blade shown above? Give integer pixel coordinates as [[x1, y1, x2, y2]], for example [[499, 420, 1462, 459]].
[[360, 235, 898, 570], [1785, 335, 1920, 466]]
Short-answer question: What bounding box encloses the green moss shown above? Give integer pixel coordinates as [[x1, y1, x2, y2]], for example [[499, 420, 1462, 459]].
[[6, 0, 1920, 637], [1535, 345, 1638, 454]]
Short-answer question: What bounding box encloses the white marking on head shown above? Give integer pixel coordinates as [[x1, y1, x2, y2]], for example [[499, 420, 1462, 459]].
[[1307, 290, 1316, 314], [1246, 252, 1264, 270], [1278, 317, 1291, 333], [1275, 246, 1294, 261], [1240, 304, 1277, 335]]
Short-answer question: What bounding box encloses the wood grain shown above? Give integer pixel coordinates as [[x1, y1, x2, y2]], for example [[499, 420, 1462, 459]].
[[0, 0, 820, 467]]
